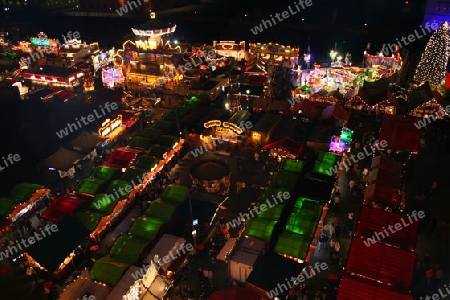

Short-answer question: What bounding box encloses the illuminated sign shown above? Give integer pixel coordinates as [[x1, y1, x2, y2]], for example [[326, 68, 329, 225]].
[[204, 120, 221, 128], [99, 115, 122, 137], [204, 120, 243, 134], [223, 122, 243, 134], [31, 37, 50, 47]]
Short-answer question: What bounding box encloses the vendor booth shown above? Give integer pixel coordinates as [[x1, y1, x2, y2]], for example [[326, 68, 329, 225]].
[[356, 205, 418, 250], [41, 147, 85, 179], [58, 269, 112, 300]]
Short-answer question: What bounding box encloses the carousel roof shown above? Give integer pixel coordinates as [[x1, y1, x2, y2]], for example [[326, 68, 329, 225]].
[[131, 13, 176, 37]]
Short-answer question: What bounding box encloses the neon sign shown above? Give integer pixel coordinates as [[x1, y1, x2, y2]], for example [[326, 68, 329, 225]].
[[204, 120, 243, 134]]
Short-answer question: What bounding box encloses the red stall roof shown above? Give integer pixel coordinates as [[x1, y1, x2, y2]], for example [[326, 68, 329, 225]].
[[345, 237, 417, 289], [338, 273, 414, 300], [379, 114, 420, 153], [262, 137, 303, 157], [355, 205, 419, 250], [364, 183, 401, 207], [371, 156, 403, 174], [367, 168, 400, 189], [42, 193, 89, 222], [105, 147, 143, 168]]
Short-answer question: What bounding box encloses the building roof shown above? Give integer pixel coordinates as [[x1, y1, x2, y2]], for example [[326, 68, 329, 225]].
[[24, 65, 81, 78]]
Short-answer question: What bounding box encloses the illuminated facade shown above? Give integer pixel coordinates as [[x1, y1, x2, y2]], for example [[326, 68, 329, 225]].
[[249, 43, 299, 73], [120, 12, 182, 87]]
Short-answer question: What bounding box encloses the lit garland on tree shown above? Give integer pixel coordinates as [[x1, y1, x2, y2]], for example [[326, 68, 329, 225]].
[[414, 22, 450, 86]]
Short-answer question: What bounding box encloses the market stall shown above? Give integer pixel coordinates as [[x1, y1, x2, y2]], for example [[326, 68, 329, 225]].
[[262, 137, 304, 159], [270, 170, 301, 190], [378, 114, 420, 153], [345, 236, 416, 289], [127, 137, 154, 151], [145, 200, 178, 222], [337, 273, 414, 300], [109, 234, 149, 265], [244, 217, 277, 243], [364, 183, 403, 209], [355, 205, 418, 250], [57, 269, 112, 300], [105, 147, 144, 169], [42, 193, 90, 222], [90, 255, 131, 287], [248, 113, 282, 145], [67, 131, 105, 155], [41, 147, 85, 179]]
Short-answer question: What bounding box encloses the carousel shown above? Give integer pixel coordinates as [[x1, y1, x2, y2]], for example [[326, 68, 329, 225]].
[[190, 160, 231, 195]]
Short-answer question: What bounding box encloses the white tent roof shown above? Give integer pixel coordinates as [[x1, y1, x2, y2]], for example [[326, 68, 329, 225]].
[[107, 266, 142, 300], [143, 234, 186, 271], [58, 269, 112, 300], [141, 276, 170, 300]]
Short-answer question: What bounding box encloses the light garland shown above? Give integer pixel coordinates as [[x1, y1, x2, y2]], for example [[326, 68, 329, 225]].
[[414, 22, 450, 86]]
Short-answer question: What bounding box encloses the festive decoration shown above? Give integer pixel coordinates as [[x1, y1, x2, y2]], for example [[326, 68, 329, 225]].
[[408, 99, 447, 119], [414, 22, 450, 86]]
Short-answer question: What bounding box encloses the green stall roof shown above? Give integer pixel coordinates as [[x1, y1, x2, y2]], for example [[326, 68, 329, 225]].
[[280, 160, 304, 173], [285, 215, 319, 236], [161, 184, 189, 205], [133, 156, 159, 171], [0, 198, 15, 217], [257, 199, 286, 221], [157, 135, 180, 148], [312, 161, 335, 176], [91, 166, 119, 182], [292, 197, 322, 214], [151, 120, 173, 132], [75, 178, 105, 196], [261, 186, 291, 203], [146, 145, 170, 159], [274, 231, 311, 260], [127, 137, 154, 150], [90, 255, 130, 287], [245, 217, 277, 242], [88, 194, 117, 214], [121, 168, 147, 183], [145, 200, 178, 221], [317, 151, 339, 164], [76, 209, 105, 231], [128, 217, 165, 241], [140, 128, 162, 141], [105, 180, 134, 200], [271, 171, 300, 189], [109, 234, 149, 265], [8, 183, 44, 203]]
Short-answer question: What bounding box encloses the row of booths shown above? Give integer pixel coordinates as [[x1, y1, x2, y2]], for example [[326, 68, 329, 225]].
[[217, 159, 332, 298], [23, 95, 200, 284]]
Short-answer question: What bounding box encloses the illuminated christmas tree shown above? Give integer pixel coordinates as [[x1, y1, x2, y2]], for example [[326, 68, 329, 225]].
[[414, 22, 450, 86]]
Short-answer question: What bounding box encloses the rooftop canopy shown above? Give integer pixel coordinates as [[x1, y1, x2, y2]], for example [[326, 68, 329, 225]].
[[245, 217, 277, 242], [279, 159, 304, 173], [145, 200, 178, 221], [151, 120, 173, 133], [121, 168, 147, 183], [161, 184, 189, 205], [90, 255, 130, 287], [0, 198, 15, 217], [127, 136, 154, 150], [7, 183, 44, 203], [270, 171, 300, 190], [140, 128, 162, 141], [157, 135, 180, 148], [109, 234, 149, 265], [76, 209, 105, 231], [88, 194, 117, 214], [75, 178, 105, 197], [128, 217, 165, 241], [133, 156, 159, 171], [105, 148, 143, 169], [147, 145, 171, 159], [91, 166, 120, 182], [257, 198, 286, 221], [105, 180, 134, 200], [274, 231, 312, 260]]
